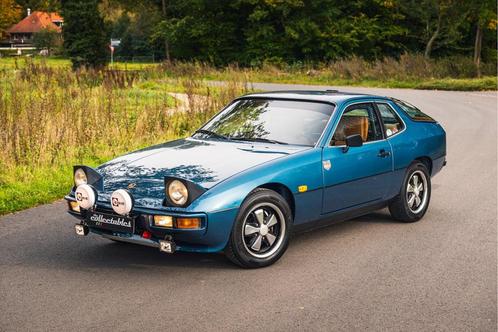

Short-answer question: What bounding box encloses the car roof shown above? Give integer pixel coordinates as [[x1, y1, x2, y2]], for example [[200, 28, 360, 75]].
[[240, 90, 388, 104]]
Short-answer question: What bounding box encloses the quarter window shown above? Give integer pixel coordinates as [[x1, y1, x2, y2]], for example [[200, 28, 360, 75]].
[[377, 103, 404, 137], [331, 103, 383, 146], [393, 99, 435, 122]]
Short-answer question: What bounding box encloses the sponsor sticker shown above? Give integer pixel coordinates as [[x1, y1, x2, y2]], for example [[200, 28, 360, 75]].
[[90, 213, 132, 228], [86, 211, 134, 233]]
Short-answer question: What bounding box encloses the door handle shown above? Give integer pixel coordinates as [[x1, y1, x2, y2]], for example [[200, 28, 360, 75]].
[[378, 149, 391, 158]]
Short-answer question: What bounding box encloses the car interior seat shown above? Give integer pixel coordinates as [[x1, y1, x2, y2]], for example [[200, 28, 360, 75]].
[[332, 115, 369, 145]]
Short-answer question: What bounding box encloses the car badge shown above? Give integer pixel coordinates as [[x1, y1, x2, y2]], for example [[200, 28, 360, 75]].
[[323, 160, 332, 171], [127, 183, 136, 190]]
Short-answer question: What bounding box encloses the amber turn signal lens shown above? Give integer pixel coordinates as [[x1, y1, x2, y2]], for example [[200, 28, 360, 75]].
[[69, 201, 80, 212], [153, 215, 173, 228], [176, 217, 201, 229]]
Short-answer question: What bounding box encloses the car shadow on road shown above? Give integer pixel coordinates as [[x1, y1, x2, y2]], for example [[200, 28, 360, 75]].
[[290, 209, 396, 242], [6, 210, 397, 272], [82, 241, 236, 269], [76, 210, 395, 270], [354, 210, 397, 224]]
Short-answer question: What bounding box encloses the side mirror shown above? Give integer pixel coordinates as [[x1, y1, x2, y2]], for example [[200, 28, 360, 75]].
[[343, 134, 363, 152]]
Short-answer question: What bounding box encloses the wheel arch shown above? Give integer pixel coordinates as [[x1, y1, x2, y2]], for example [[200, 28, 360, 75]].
[[256, 182, 295, 220], [414, 156, 433, 175]]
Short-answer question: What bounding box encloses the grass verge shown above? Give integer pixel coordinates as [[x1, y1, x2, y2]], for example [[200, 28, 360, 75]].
[[203, 70, 497, 91], [1, 57, 496, 91]]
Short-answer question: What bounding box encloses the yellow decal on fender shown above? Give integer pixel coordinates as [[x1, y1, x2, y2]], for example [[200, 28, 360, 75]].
[[298, 185, 308, 193]]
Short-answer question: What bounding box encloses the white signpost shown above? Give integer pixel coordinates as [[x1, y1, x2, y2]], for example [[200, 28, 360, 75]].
[[110, 39, 121, 66]]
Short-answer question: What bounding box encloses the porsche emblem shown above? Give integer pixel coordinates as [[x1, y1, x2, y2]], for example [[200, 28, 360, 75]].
[[127, 183, 136, 189], [323, 160, 332, 171]]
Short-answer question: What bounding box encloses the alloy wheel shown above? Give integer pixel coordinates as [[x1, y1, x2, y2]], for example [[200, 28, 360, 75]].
[[242, 202, 286, 259], [406, 170, 428, 214]]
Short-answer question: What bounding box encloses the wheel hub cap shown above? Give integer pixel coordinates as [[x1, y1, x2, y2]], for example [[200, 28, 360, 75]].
[[242, 204, 285, 259], [406, 170, 428, 214], [259, 224, 269, 236]]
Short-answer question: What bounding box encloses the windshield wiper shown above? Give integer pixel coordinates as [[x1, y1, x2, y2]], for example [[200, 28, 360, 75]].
[[231, 137, 289, 145], [194, 129, 230, 140]]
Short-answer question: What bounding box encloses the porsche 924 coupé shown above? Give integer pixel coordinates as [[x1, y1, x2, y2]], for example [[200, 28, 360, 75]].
[[66, 90, 446, 268]]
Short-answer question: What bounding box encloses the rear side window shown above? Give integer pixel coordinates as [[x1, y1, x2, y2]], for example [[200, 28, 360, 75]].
[[393, 99, 435, 122], [376, 103, 404, 137]]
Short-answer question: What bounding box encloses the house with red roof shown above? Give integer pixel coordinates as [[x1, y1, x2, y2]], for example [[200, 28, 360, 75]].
[[4, 9, 63, 48]]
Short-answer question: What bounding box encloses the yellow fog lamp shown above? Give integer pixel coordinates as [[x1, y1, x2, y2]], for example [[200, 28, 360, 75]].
[[69, 201, 80, 212], [153, 215, 174, 228]]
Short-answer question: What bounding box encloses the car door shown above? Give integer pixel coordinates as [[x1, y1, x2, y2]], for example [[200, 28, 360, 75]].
[[321, 102, 393, 214], [375, 101, 407, 198]]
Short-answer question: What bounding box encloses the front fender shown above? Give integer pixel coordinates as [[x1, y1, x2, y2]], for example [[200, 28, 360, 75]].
[[189, 148, 323, 219]]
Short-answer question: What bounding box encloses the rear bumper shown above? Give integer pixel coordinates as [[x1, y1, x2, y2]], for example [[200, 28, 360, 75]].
[[65, 195, 238, 253], [432, 155, 446, 176]]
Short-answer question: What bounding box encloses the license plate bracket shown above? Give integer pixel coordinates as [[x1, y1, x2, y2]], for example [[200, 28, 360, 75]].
[[85, 211, 134, 233]]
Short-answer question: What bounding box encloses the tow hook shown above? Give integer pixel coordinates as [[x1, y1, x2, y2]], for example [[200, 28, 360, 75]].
[[74, 224, 89, 236], [159, 235, 176, 254]]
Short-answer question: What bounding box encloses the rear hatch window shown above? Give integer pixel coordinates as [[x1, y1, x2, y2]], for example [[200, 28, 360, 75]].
[[393, 99, 435, 122]]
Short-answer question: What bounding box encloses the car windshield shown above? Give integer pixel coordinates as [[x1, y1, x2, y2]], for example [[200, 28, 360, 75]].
[[194, 99, 334, 146]]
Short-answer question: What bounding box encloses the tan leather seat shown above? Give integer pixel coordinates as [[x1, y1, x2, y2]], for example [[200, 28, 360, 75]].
[[332, 116, 369, 145], [384, 123, 400, 136]]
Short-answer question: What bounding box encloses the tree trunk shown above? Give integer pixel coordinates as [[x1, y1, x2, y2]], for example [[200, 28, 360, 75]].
[[473, 24, 483, 78], [161, 0, 171, 62], [424, 13, 441, 59]]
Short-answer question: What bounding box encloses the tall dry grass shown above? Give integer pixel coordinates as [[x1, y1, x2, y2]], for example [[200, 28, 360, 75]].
[[0, 60, 250, 214], [159, 53, 496, 83], [0, 61, 249, 169]]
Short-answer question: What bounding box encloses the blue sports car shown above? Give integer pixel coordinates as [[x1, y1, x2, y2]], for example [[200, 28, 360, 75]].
[[66, 90, 446, 268]]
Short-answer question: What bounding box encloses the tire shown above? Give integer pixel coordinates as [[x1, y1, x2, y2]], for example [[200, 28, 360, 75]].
[[389, 161, 431, 223], [225, 188, 292, 268]]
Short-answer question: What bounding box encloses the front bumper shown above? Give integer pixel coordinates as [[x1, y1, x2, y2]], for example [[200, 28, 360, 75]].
[[65, 195, 238, 253]]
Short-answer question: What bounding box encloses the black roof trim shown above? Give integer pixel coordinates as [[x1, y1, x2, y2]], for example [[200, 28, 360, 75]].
[[245, 90, 373, 96]]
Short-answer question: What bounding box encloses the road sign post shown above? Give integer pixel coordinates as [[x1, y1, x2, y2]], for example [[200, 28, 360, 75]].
[[110, 39, 121, 66]]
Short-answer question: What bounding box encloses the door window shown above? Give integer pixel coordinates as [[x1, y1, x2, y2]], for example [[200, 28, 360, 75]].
[[331, 103, 383, 146], [376, 103, 404, 137]]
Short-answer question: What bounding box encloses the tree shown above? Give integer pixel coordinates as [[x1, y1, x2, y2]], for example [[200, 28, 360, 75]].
[[160, 0, 170, 61], [466, 0, 496, 77], [107, 0, 497, 67], [33, 27, 61, 55], [14, 0, 61, 12], [239, 0, 406, 63], [61, 0, 109, 69], [399, 0, 468, 59], [150, 0, 245, 64], [0, 0, 22, 38]]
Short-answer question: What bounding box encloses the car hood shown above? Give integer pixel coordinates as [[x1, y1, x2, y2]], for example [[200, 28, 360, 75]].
[[96, 138, 308, 207]]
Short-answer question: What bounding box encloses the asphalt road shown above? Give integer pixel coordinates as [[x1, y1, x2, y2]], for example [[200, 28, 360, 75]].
[[1, 84, 496, 331]]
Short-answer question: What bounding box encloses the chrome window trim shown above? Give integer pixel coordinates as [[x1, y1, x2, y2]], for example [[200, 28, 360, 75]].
[[326, 99, 408, 148], [327, 100, 384, 147], [313, 102, 337, 148]]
